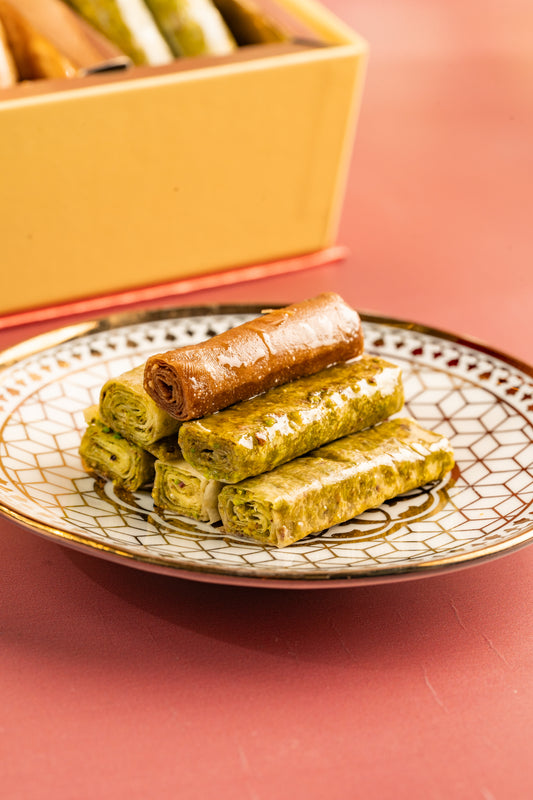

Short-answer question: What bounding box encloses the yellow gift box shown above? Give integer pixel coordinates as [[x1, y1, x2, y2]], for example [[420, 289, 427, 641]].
[[0, 0, 367, 317]]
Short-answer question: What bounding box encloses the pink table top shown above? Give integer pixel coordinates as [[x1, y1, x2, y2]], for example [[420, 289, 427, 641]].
[[2, 2, 532, 797]]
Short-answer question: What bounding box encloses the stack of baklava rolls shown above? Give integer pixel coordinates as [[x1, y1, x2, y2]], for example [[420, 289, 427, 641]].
[[80, 293, 454, 547]]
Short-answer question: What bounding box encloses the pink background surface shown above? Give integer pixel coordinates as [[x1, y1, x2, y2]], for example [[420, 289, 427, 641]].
[[2, 1, 533, 797]]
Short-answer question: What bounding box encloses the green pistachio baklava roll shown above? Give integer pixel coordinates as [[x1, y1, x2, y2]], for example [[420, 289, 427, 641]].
[[79, 408, 155, 491], [178, 355, 404, 483], [218, 417, 455, 547], [99, 364, 181, 448], [145, 0, 237, 57], [152, 456, 223, 522], [65, 0, 173, 65]]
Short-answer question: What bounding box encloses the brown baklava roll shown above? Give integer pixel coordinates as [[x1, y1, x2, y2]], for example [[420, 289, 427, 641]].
[[143, 293, 364, 421], [0, 1, 77, 80]]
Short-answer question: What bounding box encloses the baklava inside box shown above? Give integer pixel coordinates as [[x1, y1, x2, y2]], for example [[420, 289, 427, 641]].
[[0, 0, 368, 316]]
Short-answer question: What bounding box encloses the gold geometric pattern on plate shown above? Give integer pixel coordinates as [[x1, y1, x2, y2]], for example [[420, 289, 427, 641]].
[[1, 305, 532, 587]]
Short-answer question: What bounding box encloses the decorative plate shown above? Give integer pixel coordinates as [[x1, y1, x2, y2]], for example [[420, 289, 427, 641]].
[[1, 305, 532, 588]]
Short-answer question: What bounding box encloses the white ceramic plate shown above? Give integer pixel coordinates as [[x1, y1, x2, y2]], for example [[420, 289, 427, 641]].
[[1, 304, 532, 588]]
